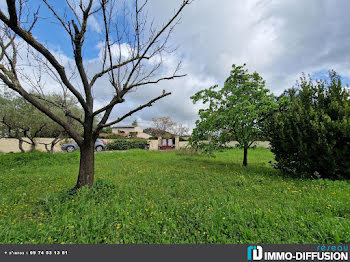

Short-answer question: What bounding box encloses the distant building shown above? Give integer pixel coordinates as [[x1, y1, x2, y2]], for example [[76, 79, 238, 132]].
[[111, 126, 151, 139]]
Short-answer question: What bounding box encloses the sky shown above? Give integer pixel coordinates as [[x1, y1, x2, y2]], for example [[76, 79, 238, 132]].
[[1, 0, 350, 130]]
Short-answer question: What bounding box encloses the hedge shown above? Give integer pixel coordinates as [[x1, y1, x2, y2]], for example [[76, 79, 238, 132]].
[[99, 134, 126, 139], [107, 138, 148, 150]]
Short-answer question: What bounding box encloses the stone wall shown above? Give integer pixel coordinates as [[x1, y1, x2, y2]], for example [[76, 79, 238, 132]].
[[148, 140, 159, 151], [146, 140, 269, 151], [0, 137, 270, 153], [0, 138, 68, 153]]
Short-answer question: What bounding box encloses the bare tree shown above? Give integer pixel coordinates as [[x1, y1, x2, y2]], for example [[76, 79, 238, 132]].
[[152, 116, 176, 133], [172, 123, 189, 136], [0, 0, 190, 189]]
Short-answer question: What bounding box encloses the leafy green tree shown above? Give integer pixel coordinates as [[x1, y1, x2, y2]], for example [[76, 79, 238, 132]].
[[101, 127, 112, 134], [190, 64, 279, 166], [266, 71, 350, 179], [0, 91, 83, 153], [132, 120, 138, 127], [1, 92, 46, 152]]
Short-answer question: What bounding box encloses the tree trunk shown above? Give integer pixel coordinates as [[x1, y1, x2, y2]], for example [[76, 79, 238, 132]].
[[41, 137, 61, 153], [74, 140, 95, 189], [43, 144, 50, 153], [48, 137, 60, 154], [43, 144, 53, 154], [243, 147, 248, 166], [18, 139, 25, 153], [26, 136, 36, 152], [49, 144, 54, 154], [29, 142, 36, 152]]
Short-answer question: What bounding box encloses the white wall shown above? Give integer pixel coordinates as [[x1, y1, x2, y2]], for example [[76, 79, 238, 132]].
[[0, 138, 67, 153]]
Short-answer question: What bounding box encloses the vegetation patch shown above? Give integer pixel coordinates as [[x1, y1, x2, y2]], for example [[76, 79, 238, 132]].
[[267, 71, 350, 179], [0, 149, 348, 244], [107, 139, 148, 151]]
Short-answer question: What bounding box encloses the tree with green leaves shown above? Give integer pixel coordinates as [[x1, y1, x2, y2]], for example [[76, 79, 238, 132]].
[[266, 71, 350, 179], [0, 90, 83, 153], [190, 64, 280, 166], [132, 119, 138, 127], [101, 127, 112, 134], [0, 90, 48, 152]]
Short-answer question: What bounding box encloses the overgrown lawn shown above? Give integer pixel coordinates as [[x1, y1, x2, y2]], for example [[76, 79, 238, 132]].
[[0, 148, 349, 244]]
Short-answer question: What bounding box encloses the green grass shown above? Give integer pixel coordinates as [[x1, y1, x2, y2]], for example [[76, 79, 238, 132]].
[[0, 148, 349, 244]]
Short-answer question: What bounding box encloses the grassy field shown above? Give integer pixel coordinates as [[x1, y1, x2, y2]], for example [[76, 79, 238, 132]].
[[0, 148, 349, 244]]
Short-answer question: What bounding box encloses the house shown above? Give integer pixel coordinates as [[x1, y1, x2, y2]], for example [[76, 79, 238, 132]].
[[111, 126, 151, 139]]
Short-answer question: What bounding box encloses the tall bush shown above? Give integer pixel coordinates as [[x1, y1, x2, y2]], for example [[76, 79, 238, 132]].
[[267, 71, 350, 179]]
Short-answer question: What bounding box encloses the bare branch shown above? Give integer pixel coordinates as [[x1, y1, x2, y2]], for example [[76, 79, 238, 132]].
[[43, 0, 73, 37], [65, 0, 82, 27], [89, 56, 149, 88], [100, 91, 171, 128], [27, 6, 40, 33], [32, 94, 84, 126], [101, 0, 117, 88], [70, 0, 94, 111], [92, 95, 124, 117], [92, 60, 183, 118], [127, 74, 186, 90], [122, 0, 190, 90]]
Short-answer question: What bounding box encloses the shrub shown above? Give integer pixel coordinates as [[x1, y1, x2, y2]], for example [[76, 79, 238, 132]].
[[101, 127, 112, 134], [129, 132, 138, 138], [99, 134, 126, 139], [107, 138, 148, 151], [266, 71, 350, 179]]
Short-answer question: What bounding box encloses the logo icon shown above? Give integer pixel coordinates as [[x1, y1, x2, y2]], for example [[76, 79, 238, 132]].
[[247, 246, 263, 261]]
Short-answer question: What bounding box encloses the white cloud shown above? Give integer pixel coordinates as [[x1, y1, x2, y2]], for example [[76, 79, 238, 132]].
[[88, 15, 102, 34], [4, 0, 350, 131]]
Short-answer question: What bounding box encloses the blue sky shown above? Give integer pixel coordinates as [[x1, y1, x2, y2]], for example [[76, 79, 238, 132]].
[[312, 70, 350, 86], [29, 1, 104, 60], [27, 0, 138, 60]]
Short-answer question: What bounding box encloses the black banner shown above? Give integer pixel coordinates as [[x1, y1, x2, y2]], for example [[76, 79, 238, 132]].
[[0, 244, 348, 262]]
